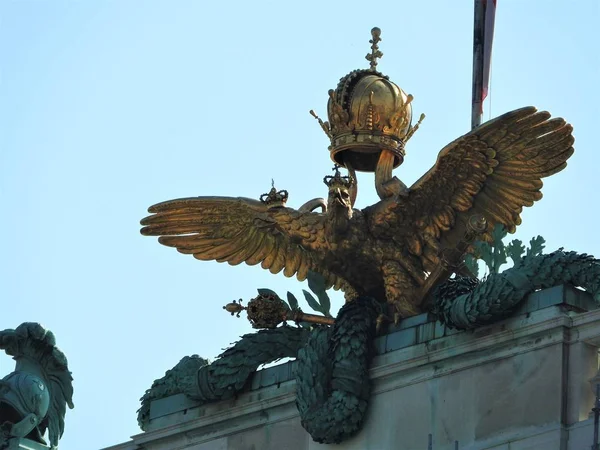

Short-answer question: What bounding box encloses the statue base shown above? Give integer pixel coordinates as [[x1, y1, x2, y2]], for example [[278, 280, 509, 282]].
[[105, 285, 600, 450], [2, 437, 50, 450]]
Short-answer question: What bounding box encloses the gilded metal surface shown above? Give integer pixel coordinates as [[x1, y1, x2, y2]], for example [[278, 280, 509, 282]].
[[260, 181, 288, 208], [298, 197, 327, 213], [418, 214, 487, 307], [141, 106, 574, 320], [311, 28, 423, 173], [293, 312, 335, 326], [223, 295, 335, 328], [365, 27, 382, 71], [223, 300, 245, 317], [245, 293, 288, 329]]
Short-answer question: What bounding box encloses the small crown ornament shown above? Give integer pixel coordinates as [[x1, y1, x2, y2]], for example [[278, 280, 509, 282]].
[[311, 27, 425, 173], [323, 165, 355, 190], [260, 180, 289, 208]]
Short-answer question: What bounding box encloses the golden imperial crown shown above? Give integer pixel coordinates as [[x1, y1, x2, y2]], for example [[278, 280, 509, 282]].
[[311, 27, 424, 173]]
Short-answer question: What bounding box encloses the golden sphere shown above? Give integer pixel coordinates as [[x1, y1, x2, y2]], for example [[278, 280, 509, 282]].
[[327, 71, 413, 172]]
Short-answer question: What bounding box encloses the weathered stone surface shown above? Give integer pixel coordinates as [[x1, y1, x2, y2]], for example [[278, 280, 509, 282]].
[[104, 286, 600, 450]]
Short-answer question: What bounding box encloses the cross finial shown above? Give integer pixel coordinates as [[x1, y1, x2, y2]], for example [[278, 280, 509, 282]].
[[365, 27, 383, 71]]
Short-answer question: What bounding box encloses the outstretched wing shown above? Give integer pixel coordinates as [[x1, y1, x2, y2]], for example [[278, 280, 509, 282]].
[[140, 196, 344, 289], [370, 106, 574, 271]]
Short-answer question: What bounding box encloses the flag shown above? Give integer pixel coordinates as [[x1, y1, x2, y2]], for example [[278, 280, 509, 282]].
[[472, 0, 497, 128], [481, 0, 496, 105]]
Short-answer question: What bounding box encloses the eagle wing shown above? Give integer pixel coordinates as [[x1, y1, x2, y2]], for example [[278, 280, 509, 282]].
[[369, 106, 574, 272], [140, 196, 344, 289]]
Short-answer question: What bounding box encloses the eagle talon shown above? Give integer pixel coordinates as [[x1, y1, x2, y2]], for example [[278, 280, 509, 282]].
[[375, 313, 392, 333]]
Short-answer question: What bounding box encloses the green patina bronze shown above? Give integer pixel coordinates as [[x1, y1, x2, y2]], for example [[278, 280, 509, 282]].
[[137, 327, 309, 428], [0, 323, 74, 450], [464, 224, 547, 277], [138, 248, 600, 444], [434, 249, 600, 330]]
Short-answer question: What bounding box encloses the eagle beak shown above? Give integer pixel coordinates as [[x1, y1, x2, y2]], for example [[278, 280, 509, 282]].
[[334, 188, 349, 207]]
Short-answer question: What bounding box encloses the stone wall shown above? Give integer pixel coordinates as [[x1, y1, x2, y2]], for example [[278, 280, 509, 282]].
[[105, 285, 600, 450]]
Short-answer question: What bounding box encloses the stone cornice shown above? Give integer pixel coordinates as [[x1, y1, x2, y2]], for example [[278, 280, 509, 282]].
[[104, 285, 600, 449]]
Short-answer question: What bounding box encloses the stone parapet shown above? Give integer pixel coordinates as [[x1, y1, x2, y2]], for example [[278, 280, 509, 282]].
[[104, 285, 600, 450]]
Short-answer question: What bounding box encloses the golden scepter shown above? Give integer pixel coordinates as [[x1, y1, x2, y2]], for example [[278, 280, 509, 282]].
[[223, 293, 335, 329]]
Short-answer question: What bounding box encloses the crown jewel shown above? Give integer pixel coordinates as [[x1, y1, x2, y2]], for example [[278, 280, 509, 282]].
[[311, 28, 425, 173], [260, 180, 288, 207], [323, 165, 355, 190]]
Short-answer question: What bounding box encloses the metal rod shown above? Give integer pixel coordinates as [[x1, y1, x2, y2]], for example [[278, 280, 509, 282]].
[[455, 441, 459, 450], [291, 311, 335, 326], [593, 383, 599, 450], [428, 433, 433, 450], [471, 0, 485, 129]]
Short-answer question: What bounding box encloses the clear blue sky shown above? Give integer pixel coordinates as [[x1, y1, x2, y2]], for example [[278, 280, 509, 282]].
[[1, 1, 598, 448]]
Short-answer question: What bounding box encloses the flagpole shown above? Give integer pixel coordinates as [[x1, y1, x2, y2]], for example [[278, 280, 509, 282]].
[[471, 0, 485, 129]]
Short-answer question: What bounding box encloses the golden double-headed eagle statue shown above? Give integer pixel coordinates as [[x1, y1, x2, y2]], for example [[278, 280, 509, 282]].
[[141, 28, 574, 321]]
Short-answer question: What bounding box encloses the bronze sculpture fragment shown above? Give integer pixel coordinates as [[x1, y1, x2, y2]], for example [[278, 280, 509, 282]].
[[0, 323, 74, 450], [138, 27, 596, 445], [141, 29, 573, 322]]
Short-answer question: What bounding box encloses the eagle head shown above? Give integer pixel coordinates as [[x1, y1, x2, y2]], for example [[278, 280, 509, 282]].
[[327, 185, 353, 235]]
